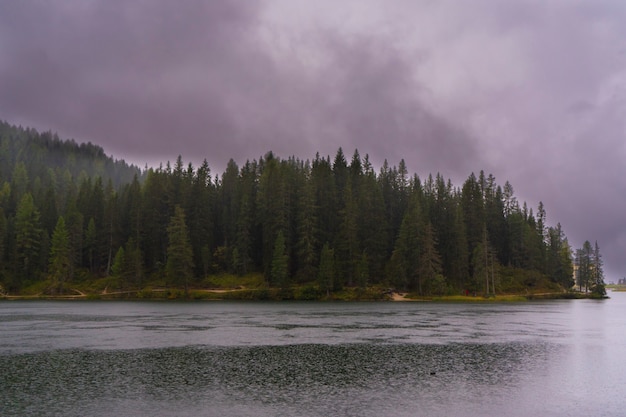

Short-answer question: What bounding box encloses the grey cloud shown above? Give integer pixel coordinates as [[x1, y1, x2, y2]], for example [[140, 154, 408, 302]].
[[0, 0, 262, 165], [0, 0, 478, 175], [1, 0, 626, 280]]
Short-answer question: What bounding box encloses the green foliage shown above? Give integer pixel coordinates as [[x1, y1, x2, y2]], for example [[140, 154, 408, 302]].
[[111, 247, 125, 277], [576, 240, 606, 296], [166, 206, 194, 295], [317, 243, 335, 295], [14, 193, 43, 286], [294, 285, 323, 300], [48, 216, 71, 293], [356, 252, 369, 289], [270, 231, 289, 289], [202, 272, 265, 289], [1, 119, 606, 299]]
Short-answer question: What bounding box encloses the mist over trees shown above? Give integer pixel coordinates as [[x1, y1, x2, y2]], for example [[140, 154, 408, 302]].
[[0, 120, 604, 296]]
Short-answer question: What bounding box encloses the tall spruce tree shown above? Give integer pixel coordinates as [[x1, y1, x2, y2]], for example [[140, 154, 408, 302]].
[[591, 241, 606, 297], [336, 178, 359, 287], [166, 206, 194, 296], [318, 242, 335, 296], [417, 222, 443, 296], [270, 230, 289, 289], [296, 174, 317, 282], [48, 216, 71, 293], [392, 192, 422, 291], [14, 193, 42, 286]]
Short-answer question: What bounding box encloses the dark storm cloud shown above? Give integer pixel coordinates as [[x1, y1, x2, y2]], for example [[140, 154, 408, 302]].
[[1, 0, 625, 279], [0, 0, 477, 176], [0, 0, 263, 166]]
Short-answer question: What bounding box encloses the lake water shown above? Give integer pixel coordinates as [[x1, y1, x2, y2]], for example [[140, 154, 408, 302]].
[[1, 293, 626, 416]]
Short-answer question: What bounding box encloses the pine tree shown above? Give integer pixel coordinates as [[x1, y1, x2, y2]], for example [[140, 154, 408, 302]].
[[448, 201, 469, 291], [560, 238, 574, 289], [356, 252, 369, 289], [591, 241, 606, 297], [85, 218, 97, 273], [189, 159, 214, 278], [296, 175, 317, 282], [257, 153, 287, 280], [166, 206, 194, 296], [311, 155, 337, 261], [357, 163, 388, 283], [270, 230, 289, 289], [14, 193, 42, 286], [336, 178, 359, 287], [546, 223, 574, 289], [124, 237, 144, 288], [0, 208, 6, 270], [111, 247, 125, 278], [418, 222, 443, 296], [234, 192, 254, 275], [461, 173, 485, 266], [318, 242, 335, 296], [49, 216, 71, 294], [392, 192, 422, 291], [575, 241, 594, 293]]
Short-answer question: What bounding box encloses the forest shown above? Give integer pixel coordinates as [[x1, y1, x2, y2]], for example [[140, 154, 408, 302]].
[[0, 120, 606, 299]]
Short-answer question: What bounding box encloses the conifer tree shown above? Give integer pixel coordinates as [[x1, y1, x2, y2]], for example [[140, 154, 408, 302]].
[[0, 208, 6, 269], [49, 216, 71, 294], [124, 237, 144, 288], [85, 218, 97, 273], [336, 178, 359, 287], [356, 252, 369, 289], [14, 193, 42, 284], [189, 159, 214, 278], [311, 155, 337, 258], [591, 240, 606, 297], [111, 247, 125, 278], [257, 153, 287, 279], [296, 176, 317, 282], [318, 242, 335, 296], [575, 241, 594, 293], [234, 193, 253, 275], [418, 222, 443, 295], [166, 206, 194, 296], [271, 230, 289, 289], [392, 192, 422, 291], [447, 201, 469, 290], [358, 163, 388, 282]]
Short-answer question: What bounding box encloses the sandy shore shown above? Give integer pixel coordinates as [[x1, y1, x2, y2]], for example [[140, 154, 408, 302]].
[[391, 292, 412, 301]]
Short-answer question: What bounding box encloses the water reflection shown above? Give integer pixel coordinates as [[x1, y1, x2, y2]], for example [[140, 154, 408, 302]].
[[0, 300, 579, 353]]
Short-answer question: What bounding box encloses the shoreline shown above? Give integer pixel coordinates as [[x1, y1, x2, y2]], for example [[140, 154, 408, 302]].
[[0, 289, 607, 302]]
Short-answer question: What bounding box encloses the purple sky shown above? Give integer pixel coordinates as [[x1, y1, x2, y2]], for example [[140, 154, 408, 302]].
[[1, 1, 625, 281]]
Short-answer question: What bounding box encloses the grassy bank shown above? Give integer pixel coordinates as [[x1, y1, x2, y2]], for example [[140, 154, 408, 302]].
[[1, 272, 607, 301], [2, 288, 605, 302]]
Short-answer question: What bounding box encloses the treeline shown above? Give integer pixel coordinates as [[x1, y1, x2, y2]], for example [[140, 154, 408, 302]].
[[0, 121, 605, 296], [0, 121, 141, 188]]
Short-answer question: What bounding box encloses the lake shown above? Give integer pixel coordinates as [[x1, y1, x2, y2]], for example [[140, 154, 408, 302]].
[[1, 293, 625, 416]]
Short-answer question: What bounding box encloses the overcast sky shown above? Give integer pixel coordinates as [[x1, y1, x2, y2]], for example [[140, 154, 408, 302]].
[[1, 0, 625, 281]]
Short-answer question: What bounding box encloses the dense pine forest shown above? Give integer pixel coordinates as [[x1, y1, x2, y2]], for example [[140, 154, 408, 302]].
[[0, 120, 606, 299]]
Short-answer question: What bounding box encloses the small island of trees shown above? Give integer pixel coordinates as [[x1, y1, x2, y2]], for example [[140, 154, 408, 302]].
[[0, 120, 607, 300]]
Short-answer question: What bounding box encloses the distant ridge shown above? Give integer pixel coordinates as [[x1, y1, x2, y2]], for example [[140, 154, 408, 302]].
[[0, 119, 141, 188]]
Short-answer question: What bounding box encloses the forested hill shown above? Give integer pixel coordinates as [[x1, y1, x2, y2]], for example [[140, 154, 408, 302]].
[[0, 121, 604, 298], [0, 120, 141, 189]]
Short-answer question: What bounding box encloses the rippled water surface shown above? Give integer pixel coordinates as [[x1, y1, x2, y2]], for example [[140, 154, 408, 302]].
[[2, 294, 626, 416]]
